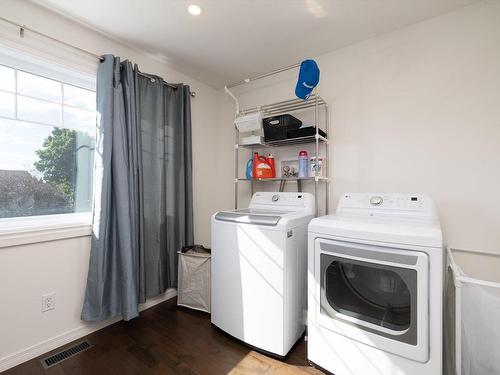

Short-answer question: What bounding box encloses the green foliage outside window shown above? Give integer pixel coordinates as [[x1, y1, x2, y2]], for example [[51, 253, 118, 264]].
[[34, 128, 77, 206]]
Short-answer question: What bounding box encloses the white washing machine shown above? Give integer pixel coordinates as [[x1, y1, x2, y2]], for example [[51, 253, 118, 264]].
[[211, 192, 315, 357], [307, 193, 443, 375]]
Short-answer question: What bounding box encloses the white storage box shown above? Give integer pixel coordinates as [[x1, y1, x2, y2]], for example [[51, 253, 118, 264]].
[[234, 112, 263, 132], [177, 245, 211, 313], [446, 247, 500, 375], [240, 134, 263, 146]]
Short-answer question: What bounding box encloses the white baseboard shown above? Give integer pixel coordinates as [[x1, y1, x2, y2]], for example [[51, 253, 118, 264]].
[[137, 288, 177, 313], [0, 288, 177, 372]]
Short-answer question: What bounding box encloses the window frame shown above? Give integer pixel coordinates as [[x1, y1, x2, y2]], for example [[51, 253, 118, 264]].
[[0, 45, 97, 246]]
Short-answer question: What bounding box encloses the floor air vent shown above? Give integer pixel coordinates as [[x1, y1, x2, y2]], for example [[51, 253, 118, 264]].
[[41, 340, 93, 368]]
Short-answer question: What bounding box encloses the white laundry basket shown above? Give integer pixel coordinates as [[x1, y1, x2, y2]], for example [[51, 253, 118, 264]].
[[177, 245, 211, 313], [446, 247, 500, 375]]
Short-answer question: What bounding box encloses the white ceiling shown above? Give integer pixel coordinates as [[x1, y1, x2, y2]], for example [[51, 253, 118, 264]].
[[33, 0, 477, 88]]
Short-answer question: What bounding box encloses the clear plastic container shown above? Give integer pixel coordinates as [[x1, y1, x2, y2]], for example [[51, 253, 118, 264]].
[[310, 156, 323, 177], [298, 150, 308, 178]]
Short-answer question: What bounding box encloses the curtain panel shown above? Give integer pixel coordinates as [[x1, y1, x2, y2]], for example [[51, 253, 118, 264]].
[[81, 55, 193, 321]]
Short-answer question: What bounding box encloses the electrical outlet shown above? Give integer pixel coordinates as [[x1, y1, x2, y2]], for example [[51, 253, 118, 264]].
[[42, 293, 56, 312]]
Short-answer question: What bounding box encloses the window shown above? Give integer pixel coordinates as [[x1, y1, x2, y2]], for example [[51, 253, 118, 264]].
[[0, 62, 96, 219]]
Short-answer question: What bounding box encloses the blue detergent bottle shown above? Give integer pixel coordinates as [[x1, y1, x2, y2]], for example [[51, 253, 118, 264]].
[[246, 159, 253, 179]]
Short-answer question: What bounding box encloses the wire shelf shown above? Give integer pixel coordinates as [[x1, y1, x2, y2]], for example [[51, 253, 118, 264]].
[[239, 95, 327, 117], [238, 135, 328, 149], [232, 93, 330, 215], [237, 177, 329, 182]]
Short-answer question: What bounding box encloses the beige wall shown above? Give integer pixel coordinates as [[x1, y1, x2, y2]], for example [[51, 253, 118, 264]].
[[216, 1, 500, 253], [0, 0, 218, 370]]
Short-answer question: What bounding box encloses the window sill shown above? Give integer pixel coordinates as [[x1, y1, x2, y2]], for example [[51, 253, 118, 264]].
[[0, 213, 92, 249]]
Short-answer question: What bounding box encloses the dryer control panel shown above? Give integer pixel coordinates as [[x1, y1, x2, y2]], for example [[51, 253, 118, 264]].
[[336, 193, 438, 219]]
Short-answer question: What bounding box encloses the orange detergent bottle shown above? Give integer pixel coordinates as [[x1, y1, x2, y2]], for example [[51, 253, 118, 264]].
[[253, 152, 274, 179]]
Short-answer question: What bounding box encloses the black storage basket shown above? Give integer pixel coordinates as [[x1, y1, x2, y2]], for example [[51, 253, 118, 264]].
[[287, 126, 327, 139], [263, 114, 302, 141]]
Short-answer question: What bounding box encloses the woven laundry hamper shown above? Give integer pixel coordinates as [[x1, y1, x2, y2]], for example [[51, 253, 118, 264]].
[[177, 245, 211, 313]]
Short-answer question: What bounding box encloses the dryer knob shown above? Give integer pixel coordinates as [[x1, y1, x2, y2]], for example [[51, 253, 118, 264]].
[[272, 194, 280, 202], [370, 196, 383, 206]]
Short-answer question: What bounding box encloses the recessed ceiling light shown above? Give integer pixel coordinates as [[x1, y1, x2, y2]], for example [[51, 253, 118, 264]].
[[188, 4, 202, 16]]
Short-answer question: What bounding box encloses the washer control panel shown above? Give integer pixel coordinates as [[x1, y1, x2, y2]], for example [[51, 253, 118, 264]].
[[249, 192, 315, 214], [337, 193, 437, 219]]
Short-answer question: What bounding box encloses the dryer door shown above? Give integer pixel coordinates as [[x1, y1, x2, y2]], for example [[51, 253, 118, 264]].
[[314, 238, 429, 362]]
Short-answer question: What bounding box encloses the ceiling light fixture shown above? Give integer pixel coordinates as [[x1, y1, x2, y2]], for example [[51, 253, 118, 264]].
[[188, 4, 202, 16]]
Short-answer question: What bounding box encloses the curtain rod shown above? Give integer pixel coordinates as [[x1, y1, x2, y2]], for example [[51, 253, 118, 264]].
[[0, 15, 105, 61], [136, 70, 197, 97], [0, 15, 196, 98]]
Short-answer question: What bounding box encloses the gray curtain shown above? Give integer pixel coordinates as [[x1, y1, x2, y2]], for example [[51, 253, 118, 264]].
[[81, 55, 193, 322]]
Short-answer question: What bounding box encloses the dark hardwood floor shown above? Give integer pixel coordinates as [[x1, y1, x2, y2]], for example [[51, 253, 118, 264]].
[[3, 298, 324, 375]]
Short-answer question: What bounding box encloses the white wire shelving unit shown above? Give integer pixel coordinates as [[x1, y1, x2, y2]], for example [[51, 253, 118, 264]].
[[233, 94, 330, 215]]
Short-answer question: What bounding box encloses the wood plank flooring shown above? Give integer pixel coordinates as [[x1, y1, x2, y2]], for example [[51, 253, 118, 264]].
[[3, 298, 324, 375]]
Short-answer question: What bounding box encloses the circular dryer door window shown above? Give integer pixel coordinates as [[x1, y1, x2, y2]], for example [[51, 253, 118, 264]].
[[325, 260, 411, 331], [319, 245, 419, 346]]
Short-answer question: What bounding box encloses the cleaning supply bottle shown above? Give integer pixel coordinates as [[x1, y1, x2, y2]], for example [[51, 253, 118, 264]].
[[252, 152, 259, 178], [246, 158, 253, 179], [253, 152, 274, 179], [298, 150, 308, 178], [267, 153, 276, 178]]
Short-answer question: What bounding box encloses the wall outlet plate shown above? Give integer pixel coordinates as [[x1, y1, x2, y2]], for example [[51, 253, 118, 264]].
[[42, 293, 55, 312]]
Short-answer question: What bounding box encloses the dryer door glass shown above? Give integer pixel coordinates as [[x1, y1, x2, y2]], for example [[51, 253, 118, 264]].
[[320, 251, 418, 345], [326, 260, 411, 330]]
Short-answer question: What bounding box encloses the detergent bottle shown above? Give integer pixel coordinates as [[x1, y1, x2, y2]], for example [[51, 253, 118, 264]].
[[246, 158, 253, 179], [253, 152, 274, 179], [267, 153, 276, 178]]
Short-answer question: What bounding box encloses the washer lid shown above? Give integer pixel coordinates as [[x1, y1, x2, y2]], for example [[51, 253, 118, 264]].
[[214, 209, 288, 226]]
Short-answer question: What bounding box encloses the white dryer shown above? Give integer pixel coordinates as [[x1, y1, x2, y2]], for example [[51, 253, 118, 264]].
[[308, 193, 443, 375], [211, 192, 315, 357]]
